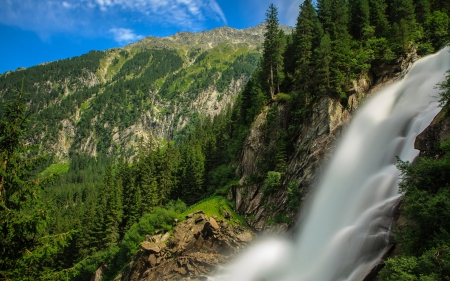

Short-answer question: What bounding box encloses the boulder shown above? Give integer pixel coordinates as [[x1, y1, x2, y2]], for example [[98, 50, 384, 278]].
[[140, 242, 165, 253], [161, 231, 171, 242], [209, 217, 220, 230], [148, 254, 157, 267]]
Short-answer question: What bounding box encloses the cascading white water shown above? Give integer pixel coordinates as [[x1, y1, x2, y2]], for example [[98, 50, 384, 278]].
[[213, 47, 450, 281]]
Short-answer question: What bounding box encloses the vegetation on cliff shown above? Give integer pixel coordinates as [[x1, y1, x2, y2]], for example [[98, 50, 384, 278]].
[[379, 60, 450, 281]]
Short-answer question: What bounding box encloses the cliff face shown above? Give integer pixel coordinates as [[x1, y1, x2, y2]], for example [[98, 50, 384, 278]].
[[231, 51, 420, 232]]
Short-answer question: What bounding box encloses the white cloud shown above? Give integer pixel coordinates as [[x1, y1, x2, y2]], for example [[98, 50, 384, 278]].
[[0, 0, 228, 39], [110, 28, 144, 44], [247, 0, 304, 26]]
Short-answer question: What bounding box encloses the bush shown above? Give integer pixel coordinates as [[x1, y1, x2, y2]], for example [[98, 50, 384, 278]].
[[275, 93, 292, 103], [263, 171, 281, 194], [116, 201, 186, 270], [438, 70, 450, 107]]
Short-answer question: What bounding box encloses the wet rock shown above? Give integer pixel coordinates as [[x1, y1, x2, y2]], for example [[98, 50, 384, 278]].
[[237, 232, 253, 242], [415, 107, 450, 157]]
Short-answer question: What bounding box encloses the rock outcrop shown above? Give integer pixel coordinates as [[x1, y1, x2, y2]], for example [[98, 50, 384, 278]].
[[415, 106, 450, 157], [231, 49, 420, 232], [114, 211, 254, 281]]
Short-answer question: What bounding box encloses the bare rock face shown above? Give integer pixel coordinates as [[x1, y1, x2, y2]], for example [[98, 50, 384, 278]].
[[232, 48, 420, 232], [415, 107, 450, 157], [114, 212, 254, 281], [234, 97, 355, 231]]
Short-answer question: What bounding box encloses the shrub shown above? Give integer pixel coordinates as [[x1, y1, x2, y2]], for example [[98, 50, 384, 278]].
[[263, 171, 281, 194]]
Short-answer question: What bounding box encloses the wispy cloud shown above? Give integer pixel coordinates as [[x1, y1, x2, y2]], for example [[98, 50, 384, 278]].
[[247, 0, 304, 26], [110, 28, 144, 45], [0, 0, 228, 40]]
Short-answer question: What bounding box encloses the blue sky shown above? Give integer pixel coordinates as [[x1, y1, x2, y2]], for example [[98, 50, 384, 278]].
[[0, 0, 304, 74]]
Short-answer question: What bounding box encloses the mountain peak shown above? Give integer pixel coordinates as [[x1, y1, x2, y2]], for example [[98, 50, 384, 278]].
[[129, 24, 293, 51]]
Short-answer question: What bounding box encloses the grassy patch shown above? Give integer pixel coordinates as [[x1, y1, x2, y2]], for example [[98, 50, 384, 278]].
[[41, 162, 70, 176], [180, 195, 247, 226], [275, 93, 292, 103], [81, 101, 90, 111]]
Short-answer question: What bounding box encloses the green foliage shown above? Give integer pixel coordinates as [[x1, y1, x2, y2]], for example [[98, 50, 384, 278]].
[[0, 80, 73, 280], [180, 196, 246, 225], [287, 181, 302, 210], [274, 93, 292, 103], [424, 11, 450, 50], [40, 162, 70, 176], [263, 171, 281, 194], [380, 133, 450, 280], [438, 70, 450, 106], [262, 4, 286, 100], [118, 203, 185, 263], [391, 0, 418, 52]]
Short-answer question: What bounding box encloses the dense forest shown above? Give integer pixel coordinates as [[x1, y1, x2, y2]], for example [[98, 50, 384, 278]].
[[1, 0, 450, 279]]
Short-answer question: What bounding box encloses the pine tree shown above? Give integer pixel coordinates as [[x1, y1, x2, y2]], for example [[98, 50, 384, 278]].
[[414, 0, 431, 24], [155, 142, 179, 205], [424, 10, 450, 50], [262, 4, 285, 100], [293, 0, 322, 102], [328, 0, 354, 98], [0, 80, 52, 279], [315, 33, 333, 96], [103, 175, 123, 247], [350, 0, 371, 39], [369, 0, 390, 37], [391, 0, 417, 52], [317, 0, 334, 35]]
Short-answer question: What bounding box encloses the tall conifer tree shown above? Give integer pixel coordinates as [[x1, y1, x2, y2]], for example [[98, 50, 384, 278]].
[[369, 0, 390, 37], [350, 0, 371, 39], [294, 0, 322, 102], [262, 4, 285, 100], [391, 0, 417, 51]]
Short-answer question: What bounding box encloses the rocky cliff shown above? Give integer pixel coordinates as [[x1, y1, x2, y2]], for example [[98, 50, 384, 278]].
[[230, 50, 421, 232]]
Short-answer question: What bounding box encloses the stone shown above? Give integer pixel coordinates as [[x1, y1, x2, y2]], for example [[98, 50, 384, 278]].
[[195, 214, 206, 223], [174, 266, 187, 275], [91, 265, 106, 281], [150, 234, 162, 243], [161, 231, 170, 242], [140, 242, 165, 253], [237, 232, 253, 243], [209, 217, 220, 230], [148, 254, 157, 267]]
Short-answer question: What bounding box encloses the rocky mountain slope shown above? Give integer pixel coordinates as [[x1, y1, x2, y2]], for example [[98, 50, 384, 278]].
[[0, 24, 291, 160]]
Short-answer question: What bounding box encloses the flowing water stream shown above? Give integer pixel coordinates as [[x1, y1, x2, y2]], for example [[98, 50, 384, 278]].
[[212, 47, 450, 281]]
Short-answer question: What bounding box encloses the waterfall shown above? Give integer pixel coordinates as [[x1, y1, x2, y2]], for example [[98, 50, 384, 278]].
[[213, 47, 450, 281]]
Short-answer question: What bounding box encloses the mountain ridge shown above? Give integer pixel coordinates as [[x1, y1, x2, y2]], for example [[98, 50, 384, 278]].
[[0, 24, 296, 161]]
